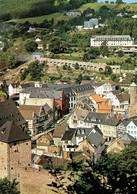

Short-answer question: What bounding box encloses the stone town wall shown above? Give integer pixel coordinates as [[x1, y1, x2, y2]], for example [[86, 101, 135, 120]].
[[32, 55, 137, 74]]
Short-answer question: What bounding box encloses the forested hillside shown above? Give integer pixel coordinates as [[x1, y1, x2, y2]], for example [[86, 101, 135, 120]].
[[0, 0, 97, 21]]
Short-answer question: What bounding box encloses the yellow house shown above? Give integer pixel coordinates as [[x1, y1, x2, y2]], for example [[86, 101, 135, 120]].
[[107, 138, 125, 153], [101, 118, 121, 142]]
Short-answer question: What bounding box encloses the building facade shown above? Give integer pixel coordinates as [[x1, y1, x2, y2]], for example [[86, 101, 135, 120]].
[[91, 35, 134, 47]]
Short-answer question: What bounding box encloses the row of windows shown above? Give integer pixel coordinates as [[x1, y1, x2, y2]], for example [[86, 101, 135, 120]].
[[128, 126, 136, 129], [128, 130, 137, 135]]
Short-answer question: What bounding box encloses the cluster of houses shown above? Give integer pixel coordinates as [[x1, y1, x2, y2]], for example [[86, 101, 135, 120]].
[[1, 78, 137, 183]]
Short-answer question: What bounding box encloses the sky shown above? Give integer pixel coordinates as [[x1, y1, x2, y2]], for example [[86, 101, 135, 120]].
[[98, 0, 137, 3]]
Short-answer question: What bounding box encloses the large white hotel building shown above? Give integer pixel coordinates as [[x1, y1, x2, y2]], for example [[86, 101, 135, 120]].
[[90, 35, 134, 47]]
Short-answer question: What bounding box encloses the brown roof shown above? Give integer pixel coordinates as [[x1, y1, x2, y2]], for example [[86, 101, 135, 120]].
[[0, 99, 26, 127], [53, 123, 68, 138], [19, 105, 42, 120], [111, 90, 121, 95], [75, 109, 89, 121], [0, 121, 31, 143], [116, 93, 130, 103], [93, 82, 103, 87]]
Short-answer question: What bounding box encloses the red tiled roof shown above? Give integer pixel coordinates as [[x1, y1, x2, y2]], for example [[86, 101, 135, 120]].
[[108, 80, 116, 85]]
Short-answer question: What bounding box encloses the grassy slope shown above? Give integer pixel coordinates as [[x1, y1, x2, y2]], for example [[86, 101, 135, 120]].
[[16, 2, 137, 24], [15, 13, 74, 24], [79, 2, 137, 12], [0, 0, 45, 13]]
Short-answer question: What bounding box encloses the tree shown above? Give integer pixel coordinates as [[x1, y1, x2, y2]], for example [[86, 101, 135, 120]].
[[74, 63, 79, 69], [116, 0, 123, 4], [117, 50, 124, 58], [0, 178, 20, 194], [75, 74, 82, 85], [100, 41, 109, 57], [24, 39, 38, 53], [87, 47, 100, 60], [105, 66, 112, 76], [0, 91, 7, 99], [49, 37, 61, 54]]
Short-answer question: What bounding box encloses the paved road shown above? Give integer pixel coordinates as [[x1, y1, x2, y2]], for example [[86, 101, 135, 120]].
[[0, 59, 34, 80]]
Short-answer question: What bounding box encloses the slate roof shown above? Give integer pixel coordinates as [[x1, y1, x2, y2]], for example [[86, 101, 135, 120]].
[[21, 83, 94, 99], [102, 118, 121, 126], [0, 99, 26, 127], [123, 120, 137, 127], [87, 128, 105, 147], [0, 121, 31, 143], [84, 112, 108, 124], [75, 126, 103, 137], [61, 128, 76, 141], [120, 133, 135, 141]]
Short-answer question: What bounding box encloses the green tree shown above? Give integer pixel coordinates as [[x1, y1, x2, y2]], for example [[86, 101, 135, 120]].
[[74, 63, 79, 69], [49, 37, 61, 54], [0, 91, 7, 99], [87, 47, 100, 60], [100, 41, 109, 57], [116, 0, 123, 4], [105, 66, 112, 76], [0, 178, 20, 194], [25, 39, 38, 53], [75, 74, 82, 85], [67, 158, 85, 172], [117, 50, 124, 58]]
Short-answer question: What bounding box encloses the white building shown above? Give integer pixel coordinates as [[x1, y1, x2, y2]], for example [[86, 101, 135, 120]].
[[93, 81, 116, 97], [124, 120, 137, 140], [90, 35, 134, 47], [84, 18, 98, 29]]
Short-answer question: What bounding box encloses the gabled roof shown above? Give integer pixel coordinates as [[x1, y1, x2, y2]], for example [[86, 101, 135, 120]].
[[87, 128, 105, 147], [0, 99, 26, 127], [75, 109, 89, 121], [19, 105, 43, 120], [116, 93, 130, 103], [123, 120, 137, 127], [91, 94, 108, 103], [0, 121, 31, 143]]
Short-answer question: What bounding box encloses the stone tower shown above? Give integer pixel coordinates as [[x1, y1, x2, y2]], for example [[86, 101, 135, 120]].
[[130, 82, 137, 105], [129, 82, 137, 117], [0, 121, 31, 182]]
